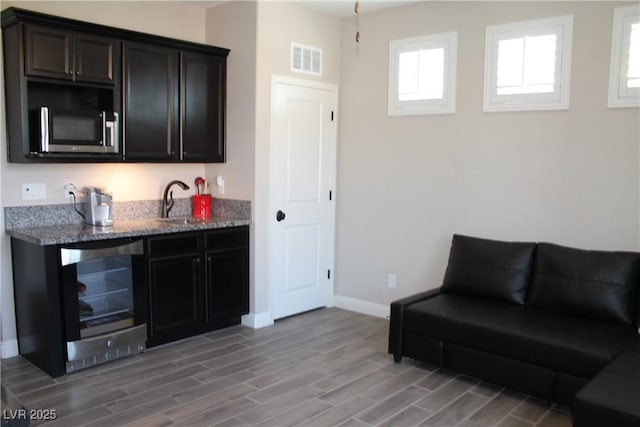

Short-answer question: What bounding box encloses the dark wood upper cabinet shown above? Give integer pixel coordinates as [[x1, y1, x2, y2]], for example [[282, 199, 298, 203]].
[[24, 24, 72, 79], [123, 49, 226, 163], [1, 7, 229, 164], [181, 52, 226, 163], [123, 42, 178, 161], [24, 24, 118, 85], [74, 32, 117, 84]]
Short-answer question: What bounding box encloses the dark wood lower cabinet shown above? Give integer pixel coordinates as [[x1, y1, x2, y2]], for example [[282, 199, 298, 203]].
[[148, 253, 204, 344], [146, 227, 249, 347], [9, 226, 249, 376], [205, 230, 250, 328]]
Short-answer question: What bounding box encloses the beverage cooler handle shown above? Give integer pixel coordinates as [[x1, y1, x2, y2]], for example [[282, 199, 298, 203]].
[[61, 240, 143, 266]]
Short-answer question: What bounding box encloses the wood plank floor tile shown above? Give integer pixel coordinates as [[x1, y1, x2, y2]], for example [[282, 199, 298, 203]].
[[181, 397, 257, 427], [415, 375, 479, 412], [298, 395, 376, 427], [495, 415, 535, 427], [84, 397, 180, 427], [468, 389, 527, 425], [533, 409, 573, 427], [172, 370, 255, 404], [236, 385, 324, 425], [363, 366, 431, 401], [245, 371, 325, 404], [0, 308, 574, 427], [358, 385, 427, 425], [419, 392, 489, 426], [378, 405, 433, 427], [254, 398, 332, 427], [164, 383, 256, 421], [106, 378, 200, 413], [511, 396, 550, 422], [319, 370, 392, 405]]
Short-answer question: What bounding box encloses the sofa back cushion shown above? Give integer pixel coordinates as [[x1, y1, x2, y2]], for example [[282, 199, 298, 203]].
[[442, 234, 537, 305], [528, 243, 640, 326]]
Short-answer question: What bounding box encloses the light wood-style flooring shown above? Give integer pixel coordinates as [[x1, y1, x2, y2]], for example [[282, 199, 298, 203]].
[[1, 308, 572, 426]]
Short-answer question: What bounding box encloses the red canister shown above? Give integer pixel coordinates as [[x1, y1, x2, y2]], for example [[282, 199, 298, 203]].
[[191, 194, 212, 219]]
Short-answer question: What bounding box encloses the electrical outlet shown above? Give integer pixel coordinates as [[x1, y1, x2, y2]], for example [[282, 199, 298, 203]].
[[388, 273, 397, 289], [64, 182, 77, 199], [22, 183, 46, 200]]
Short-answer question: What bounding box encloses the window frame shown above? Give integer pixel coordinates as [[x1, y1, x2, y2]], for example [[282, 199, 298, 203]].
[[608, 5, 640, 108], [483, 15, 573, 112], [388, 31, 457, 116]]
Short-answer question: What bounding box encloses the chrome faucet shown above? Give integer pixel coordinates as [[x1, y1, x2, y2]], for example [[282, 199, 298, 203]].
[[161, 180, 190, 218]]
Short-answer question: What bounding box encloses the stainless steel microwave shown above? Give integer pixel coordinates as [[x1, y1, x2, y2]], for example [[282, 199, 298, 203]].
[[30, 107, 119, 154]]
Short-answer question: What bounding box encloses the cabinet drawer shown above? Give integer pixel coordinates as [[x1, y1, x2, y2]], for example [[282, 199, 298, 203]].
[[205, 227, 248, 251], [148, 233, 199, 256]]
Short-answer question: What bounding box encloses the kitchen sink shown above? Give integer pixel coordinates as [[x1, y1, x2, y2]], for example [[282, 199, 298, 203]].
[[156, 217, 206, 225]]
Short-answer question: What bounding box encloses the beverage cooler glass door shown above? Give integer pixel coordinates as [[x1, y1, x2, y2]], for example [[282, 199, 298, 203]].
[[60, 238, 146, 372]]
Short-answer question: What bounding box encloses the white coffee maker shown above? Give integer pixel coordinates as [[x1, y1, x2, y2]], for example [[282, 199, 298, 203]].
[[83, 187, 114, 226]]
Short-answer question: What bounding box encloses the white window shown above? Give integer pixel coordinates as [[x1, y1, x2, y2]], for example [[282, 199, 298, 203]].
[[608, 5, 640, 108], [388, 32, 457, 116], [484, 15, 573, 112]]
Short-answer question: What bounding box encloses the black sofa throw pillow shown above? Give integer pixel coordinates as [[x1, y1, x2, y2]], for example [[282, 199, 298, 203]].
[[441, 234, 537, 305], [528, 243, 640, 326]]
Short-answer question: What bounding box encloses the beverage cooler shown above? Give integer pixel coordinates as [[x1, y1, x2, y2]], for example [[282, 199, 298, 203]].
[[60, 238, 147, 373]]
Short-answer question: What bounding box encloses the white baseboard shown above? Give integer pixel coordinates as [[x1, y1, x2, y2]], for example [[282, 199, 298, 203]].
[[1, 339, 19, 359], [334, 295, 389, 319], [241, 312, 274, 329]]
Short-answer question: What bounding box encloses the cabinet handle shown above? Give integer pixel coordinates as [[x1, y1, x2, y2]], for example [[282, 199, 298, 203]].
[[67, 69, 73, 75]]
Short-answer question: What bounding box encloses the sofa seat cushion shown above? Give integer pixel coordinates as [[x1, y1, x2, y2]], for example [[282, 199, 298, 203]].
[[403, 294, 637, 378]]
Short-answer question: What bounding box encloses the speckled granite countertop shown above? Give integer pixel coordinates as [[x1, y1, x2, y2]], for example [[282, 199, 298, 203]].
[[5, 198, 251, 246], [6, 216, 250, 246]]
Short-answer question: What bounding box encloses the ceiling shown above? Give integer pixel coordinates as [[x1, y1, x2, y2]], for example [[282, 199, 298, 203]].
[[294, 0, 421, 17], [188, 0, 422, 17]]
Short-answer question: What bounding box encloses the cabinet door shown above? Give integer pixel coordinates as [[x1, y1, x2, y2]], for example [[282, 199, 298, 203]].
[[24, 24, 73, 80], [205, 248, 249, 324], [204, 228, 249, 325], [123, 42, 178, 161], [148, 253, 204, 344], [180, 52, 225, 162], [75, 32, 118, 84]]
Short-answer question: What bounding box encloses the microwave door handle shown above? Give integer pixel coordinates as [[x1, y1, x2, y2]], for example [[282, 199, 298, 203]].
[[40, 107, 50, 152], [112, 113, 119, 151], [101, 111, 106, 148], [104, 113, 118, 149]]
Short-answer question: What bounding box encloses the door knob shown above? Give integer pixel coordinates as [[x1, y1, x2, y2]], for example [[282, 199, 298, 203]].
[[276, 210, 286, 222]]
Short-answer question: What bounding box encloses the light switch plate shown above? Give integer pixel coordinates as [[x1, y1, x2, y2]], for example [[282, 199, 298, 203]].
[[22, 183, 46, 200]]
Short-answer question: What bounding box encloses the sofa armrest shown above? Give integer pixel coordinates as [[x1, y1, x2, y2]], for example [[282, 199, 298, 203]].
[[388, 287, 443, 362]]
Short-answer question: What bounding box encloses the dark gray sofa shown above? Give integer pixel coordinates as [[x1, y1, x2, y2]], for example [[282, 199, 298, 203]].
[[389, 234, 640, 424]]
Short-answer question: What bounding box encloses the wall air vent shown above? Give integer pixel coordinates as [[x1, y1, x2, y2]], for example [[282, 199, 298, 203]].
[[291, 43, 322, 76]]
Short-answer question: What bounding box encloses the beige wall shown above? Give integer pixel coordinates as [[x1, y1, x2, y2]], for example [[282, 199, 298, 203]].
[[206, 0, 342, 322], [205, 0, 259, 318], [253, 1, 340, 320], [335, 1, 640, 308]]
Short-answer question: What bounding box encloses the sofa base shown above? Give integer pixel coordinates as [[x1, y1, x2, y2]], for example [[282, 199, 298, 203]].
[[401, 332, 588, 406], [573, 350, 640, 427]]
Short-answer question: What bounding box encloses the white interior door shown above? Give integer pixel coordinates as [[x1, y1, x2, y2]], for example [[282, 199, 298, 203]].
[[270, 76, 337, 320]]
